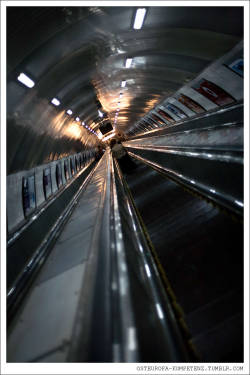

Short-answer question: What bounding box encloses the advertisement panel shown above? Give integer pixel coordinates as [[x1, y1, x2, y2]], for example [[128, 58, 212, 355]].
[[146, 117, 157, 127], [75, 156, 79, 171], [177, 94, 205, 114], [70, 158, 76, 176], [224, 52, 243, 77], [56, 163, 62, 188], [151, 114, 165, 125], [165, 103, 187, 119], [157, 109, 175, 123], [64, 160, 69, 180], [192, 79, 235, 106], [43, 167, 52, 199], [23, 175, 36, 217]]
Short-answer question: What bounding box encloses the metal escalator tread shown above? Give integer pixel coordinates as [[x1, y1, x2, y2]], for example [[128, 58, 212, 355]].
[[191, 313, 243, 362], [123, 159, 243, 362]]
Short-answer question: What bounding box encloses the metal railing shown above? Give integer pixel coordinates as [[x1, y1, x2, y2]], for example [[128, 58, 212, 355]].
[[8, 150, 191, 362], [68, 150, 190, 362]]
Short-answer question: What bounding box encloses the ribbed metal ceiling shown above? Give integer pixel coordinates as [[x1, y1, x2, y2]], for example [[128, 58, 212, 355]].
[[7, 6, 243, 144]]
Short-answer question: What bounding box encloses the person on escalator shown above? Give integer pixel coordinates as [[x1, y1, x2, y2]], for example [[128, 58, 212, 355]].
[[95, 145, 105, 161], [110, 139, 136, 174]]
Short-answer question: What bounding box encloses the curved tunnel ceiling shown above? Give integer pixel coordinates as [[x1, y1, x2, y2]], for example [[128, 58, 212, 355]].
[[7, 6, 243, 171]]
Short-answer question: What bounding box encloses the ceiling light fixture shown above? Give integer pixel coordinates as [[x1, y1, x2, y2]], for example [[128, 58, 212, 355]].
[[51, 98, 60, 106], [17, 72, 35, 88], [133, 8, 147, 30], [103, 133, 116, 142], [66, 109, 73, 115], [125, 58, 133, 68], [121, 80, 126, 88], [82, 121, 85, 126], [75, 117, 80, 122], [98, 110, 103, 118]]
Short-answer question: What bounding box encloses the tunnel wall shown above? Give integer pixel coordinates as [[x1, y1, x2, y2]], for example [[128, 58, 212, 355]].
[[130, 41, 243, 136], [7, 84, 99, 175], [7, 150, 96, 234]]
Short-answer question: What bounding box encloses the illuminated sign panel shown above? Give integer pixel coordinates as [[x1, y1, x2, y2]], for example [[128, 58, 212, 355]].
[[177, 94, 205, 114], [192, 79, 235, 106], [151, 114, 165, 125], [22, 175, 36, 217], [165, 104, 187, 119], [157, 109, 175, 123], [225, 57, 243, 77], [43, 168, 52, 199]]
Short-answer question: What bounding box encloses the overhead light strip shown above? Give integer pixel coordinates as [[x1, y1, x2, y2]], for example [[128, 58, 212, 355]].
[[51, 98, 60, 106], [125, 58, 132, 68], [17, 72, 35, 88], [133, 8, 147, 30]]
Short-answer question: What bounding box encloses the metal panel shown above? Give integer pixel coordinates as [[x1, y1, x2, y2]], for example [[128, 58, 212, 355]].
[[7, 263, 86, 362]]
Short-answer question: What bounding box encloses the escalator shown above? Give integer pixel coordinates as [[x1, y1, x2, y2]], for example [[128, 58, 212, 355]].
[[122, 158, 243, 362], [8, 152, 191, 363]]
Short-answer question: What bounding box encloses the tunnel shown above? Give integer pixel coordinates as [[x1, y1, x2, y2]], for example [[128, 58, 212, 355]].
[[5, 4, 245, 365]]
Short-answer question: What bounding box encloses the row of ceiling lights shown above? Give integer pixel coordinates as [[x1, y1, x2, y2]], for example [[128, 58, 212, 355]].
[[114, 8, 147, 127], [17, 72, 98, 136], [16, 8, 147, 134]]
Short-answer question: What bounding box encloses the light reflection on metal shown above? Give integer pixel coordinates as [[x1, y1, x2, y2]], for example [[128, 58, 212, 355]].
[[64, 122, 82, 139], [128, 151, 243, 216], [128, 327, 137, 351], [121, 262, 126, 272], [125, 144, 243, 164], [97, 132, 103, 140], [119, 275, 127, 296], [235, 200, 243, 207], [145, 264, 151, 278], [156, 303, 164, 319], [103, 132, 116, 141], [7, 287, 15, 297]]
